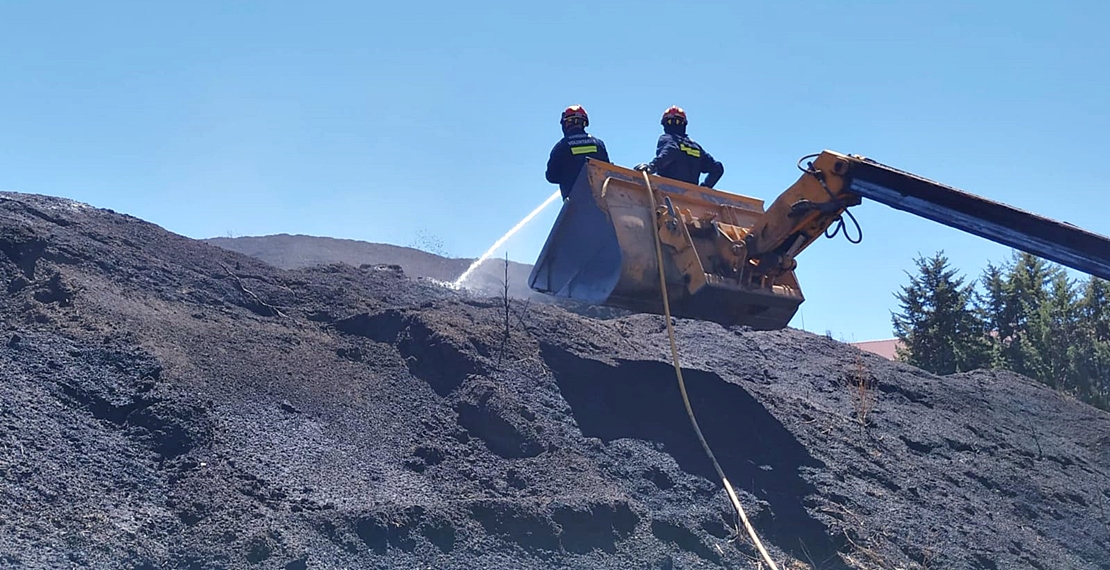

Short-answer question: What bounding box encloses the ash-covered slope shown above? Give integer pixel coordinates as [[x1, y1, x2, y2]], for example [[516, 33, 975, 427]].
[[205, 233, 537, 300], [2, 191, 1109, 569]]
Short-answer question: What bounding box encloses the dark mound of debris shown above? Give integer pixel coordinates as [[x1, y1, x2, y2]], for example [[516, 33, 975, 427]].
[[2, 191, 1108, 569], [205, 234, 535, 298], [206, 233, 631, 322]]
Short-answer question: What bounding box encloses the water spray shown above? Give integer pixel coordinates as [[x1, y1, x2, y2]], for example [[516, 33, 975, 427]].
[[449, 190, 562, 289]]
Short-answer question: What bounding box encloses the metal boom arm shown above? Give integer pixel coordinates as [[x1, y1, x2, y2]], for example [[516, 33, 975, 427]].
[[748, 150, 1110, 281]]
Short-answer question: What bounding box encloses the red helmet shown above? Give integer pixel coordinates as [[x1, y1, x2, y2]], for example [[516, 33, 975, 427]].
[[661, 105, 687, 126], [561, 105, 589, 127]]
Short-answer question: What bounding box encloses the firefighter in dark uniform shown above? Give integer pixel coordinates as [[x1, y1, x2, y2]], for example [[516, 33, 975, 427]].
[[546, 105, 610, 200], [636, 106, 724, 188]]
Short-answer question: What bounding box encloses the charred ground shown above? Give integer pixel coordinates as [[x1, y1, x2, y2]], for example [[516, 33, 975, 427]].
[[1, 191, 1109, 569], [204, 234, 538, 300]]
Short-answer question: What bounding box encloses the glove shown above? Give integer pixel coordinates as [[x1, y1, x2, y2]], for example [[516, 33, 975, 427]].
[[634, 163, 651, 172]]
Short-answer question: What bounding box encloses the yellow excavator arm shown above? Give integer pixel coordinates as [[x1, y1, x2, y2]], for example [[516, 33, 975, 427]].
[[528, 151, 1110, 330], [742, 151, 863, 281]]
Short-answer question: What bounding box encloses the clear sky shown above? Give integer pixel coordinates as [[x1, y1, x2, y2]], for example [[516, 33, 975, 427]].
[[3, 1, 1108, 342]]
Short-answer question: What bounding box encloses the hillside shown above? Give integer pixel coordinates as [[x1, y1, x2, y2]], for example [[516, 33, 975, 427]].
[[2, 190, 1109, 569], [205, 234, 537, 300]]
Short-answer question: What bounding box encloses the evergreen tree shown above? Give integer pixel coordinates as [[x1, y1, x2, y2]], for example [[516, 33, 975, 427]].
[[897, 249, 1110, 411], [975, 252, 1056, 379], [1075, 277, 1110, 407], [891, 252, 988, 374], [1005, 252, 1057, 381], [976, 262, 1013, 369], [1038, 270, 1081, 391], [1079, 277, 1110, 340]]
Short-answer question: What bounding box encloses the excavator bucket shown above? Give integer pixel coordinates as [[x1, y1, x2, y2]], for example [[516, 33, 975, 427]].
[[528, 160, 805, 330]]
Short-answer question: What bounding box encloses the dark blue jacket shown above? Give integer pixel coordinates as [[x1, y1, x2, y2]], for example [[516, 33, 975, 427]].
[[546, 127, 609, 199], [648, 133, 723, 188]]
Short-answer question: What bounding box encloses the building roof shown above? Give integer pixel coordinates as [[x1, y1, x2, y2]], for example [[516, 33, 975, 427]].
[[851, 338, 902, 360]]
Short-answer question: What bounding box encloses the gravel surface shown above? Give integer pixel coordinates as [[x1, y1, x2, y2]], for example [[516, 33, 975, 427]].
[[2, 191, 1109, 569]]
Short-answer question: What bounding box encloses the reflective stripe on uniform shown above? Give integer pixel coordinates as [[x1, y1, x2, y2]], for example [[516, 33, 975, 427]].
[[571, 145, 598, 155], [680, 144, 701, 157]]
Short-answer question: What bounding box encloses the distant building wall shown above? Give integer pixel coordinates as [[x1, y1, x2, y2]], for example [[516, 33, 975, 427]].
[[851, 339, 902, 360]]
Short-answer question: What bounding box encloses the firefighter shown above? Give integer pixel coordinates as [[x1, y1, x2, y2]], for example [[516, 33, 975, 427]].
[[636, 106, 724, 188], [546, 105, 610, 200]]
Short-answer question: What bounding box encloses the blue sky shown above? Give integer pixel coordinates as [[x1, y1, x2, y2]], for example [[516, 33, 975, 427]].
[[3, 1, 1108, 342]]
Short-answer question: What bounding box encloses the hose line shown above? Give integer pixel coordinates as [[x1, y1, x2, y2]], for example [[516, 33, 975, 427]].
[[640, 170, 780, 570]]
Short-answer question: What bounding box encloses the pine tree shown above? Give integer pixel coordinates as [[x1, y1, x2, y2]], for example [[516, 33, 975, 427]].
[[976, 262, 1013, 369], [1039, 270, 1080, 391], [902, 249, 1110, 411], [892, 252, 988, 374], [975, 252, 1056, 379], [1075, 277, 1110, 407], [1004, 252, 1057, 382], [1079, 277, 1110, 340]]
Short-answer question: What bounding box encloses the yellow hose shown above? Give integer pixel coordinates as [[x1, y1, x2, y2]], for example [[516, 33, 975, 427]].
[[640, 170, 780, 570]]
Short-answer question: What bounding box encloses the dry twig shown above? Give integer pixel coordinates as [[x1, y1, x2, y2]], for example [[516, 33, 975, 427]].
[[497, 253, 511, 367], [849, 350, 876, 427], [219, 263, 288, 318]]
